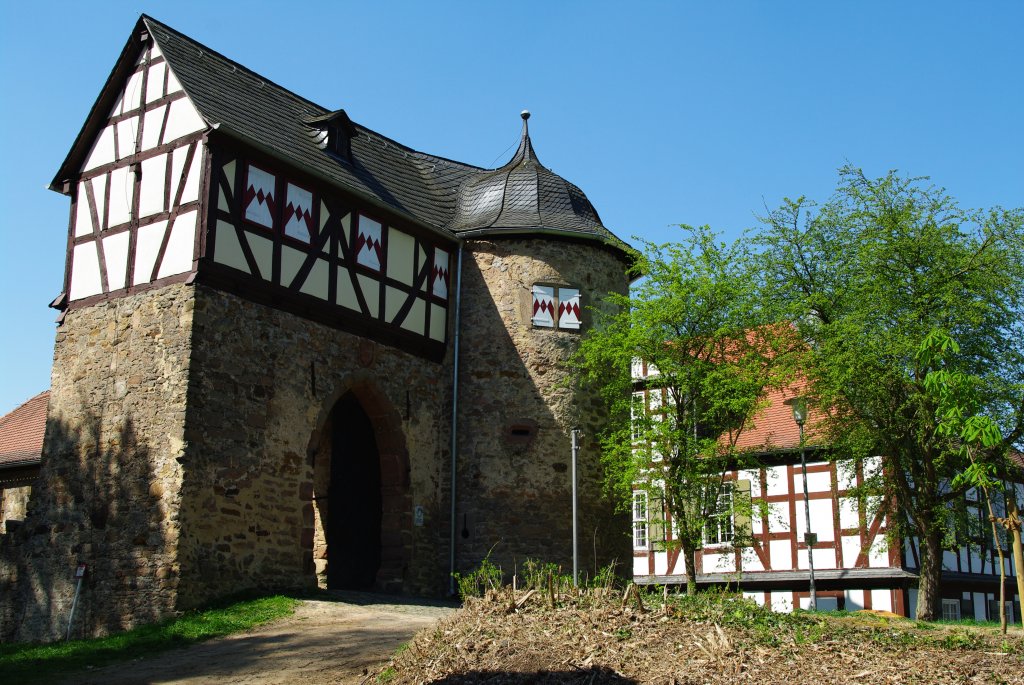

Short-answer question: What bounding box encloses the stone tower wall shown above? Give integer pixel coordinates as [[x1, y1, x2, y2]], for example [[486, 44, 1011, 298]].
[[173, 284, 452, 609], [455, 237, 630, 582], [1, 284, 195, 642]]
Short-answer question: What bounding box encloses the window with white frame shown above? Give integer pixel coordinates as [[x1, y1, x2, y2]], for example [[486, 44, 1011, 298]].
[[941, 599, 961, 621], [631, 392, 645, 442], [703, 484, 734, 545], [632, 491, 648, 549], [532, 284, 581, 330]]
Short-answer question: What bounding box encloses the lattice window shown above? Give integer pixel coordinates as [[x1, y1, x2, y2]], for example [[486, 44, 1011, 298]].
[[632, 491, 649, 549], [703, 485, 735, 546], [941, 599, 961, 621]]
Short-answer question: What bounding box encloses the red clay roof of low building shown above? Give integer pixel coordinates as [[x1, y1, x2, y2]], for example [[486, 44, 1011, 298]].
[[733, 379, 825, 452], [0, 391, 49, 468]]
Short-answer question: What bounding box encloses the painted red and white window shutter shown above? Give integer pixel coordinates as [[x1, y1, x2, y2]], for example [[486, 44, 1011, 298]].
[[532, 285, 555, 327], [243, 165, 277, 228]]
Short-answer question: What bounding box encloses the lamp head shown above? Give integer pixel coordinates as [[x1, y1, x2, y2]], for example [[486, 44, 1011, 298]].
[[784, 397, 808, 427]]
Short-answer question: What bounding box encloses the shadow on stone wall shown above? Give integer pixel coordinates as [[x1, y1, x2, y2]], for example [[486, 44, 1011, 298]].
[[0, 401, 175, 643]]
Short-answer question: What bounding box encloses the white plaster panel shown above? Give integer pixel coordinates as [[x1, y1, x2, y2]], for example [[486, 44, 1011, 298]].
[[868, 537, 889, 567], [107, 166, 134, 228], [703, 551, 733, 573], [738, 470, 761, 498], [123, 69, 143, 113], [653, 551, 668, 576], [141, 104, 166, 151], [280, 245, 305, 288], [429, 304, 446, 342], [162, 97, 205, 145], [801, 596, 837, 611], [400, 298, 426, 335], [942, 550, 958, 571], [83, 125, 116, 171], [765, 466, 788, 497], [150, 43, 163, 59], [836, 461, 858, 490], [133, 220, 166, 285], [385, 286, 405, 322], [768, 502, 790, 532], [102, 232, 130, 291], [165, 64, 182, 95], [116, 117, 139, 159], [838, 497, 859, 530], [386, 230, 415, 285], [300, 259, 329, 301], [172, 145, 201, 205], [738, 547, 764, 572], [138, 155, 167, 218], [75, 180, 95, 237], [247, 233, 273, 281], [863, 456, 883, 480], [339, 211, 351, 249], [808, 498, 834, 541], [357, 275, 379, 317], [632, 556, 648, 577], [157, 210, 196, 279], [841, 535, 861, 569], [223, 160, 236, 194], [743, 591, 764, 606], [146, 61, 166, 103], [336, 267, 358, 311], [797, 547, 836, 570], [770, 592, 793, 613], [870, 589, 892, 612], [769, 539, 792, 570], [796, 469, 832, 494], [214, 221, 249, 273], [845, 589, 865, 611], [70, 242, 103, 300]]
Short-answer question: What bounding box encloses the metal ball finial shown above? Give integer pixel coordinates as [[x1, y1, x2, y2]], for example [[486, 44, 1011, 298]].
[[520, 110, 530, 121]]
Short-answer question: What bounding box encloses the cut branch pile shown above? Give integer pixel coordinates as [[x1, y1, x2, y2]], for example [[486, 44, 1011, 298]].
[[378, 587, 1024, 684]]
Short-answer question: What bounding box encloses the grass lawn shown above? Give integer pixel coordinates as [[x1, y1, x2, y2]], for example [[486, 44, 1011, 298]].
[[0, 594, 298, 684]]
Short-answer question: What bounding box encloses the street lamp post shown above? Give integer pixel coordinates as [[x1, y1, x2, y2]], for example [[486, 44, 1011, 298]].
[[785, 397, 817, 611]]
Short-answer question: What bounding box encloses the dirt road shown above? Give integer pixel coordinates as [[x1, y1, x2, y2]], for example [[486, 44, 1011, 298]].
[[62, 592, 457, 685]]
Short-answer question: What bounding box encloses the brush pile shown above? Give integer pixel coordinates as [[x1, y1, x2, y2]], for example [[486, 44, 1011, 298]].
[[377, 585, 1024, 684]]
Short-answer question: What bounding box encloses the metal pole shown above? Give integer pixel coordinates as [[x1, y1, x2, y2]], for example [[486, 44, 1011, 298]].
[[571, 428, 580, 587], [66, 576, 84, 641], [799, 421, 817, 610], [447, 245, 464, 596]]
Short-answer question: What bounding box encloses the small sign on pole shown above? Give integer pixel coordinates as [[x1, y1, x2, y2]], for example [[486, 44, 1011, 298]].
[[67, 563, 87, 641]]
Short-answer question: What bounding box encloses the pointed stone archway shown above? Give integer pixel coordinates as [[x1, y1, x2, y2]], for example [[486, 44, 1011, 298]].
[[304, 378, 411, 593]]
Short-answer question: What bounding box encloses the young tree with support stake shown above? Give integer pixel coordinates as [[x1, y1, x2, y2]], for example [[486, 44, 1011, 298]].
[[572, 227, 797, 595], [756, 167, 1024, 620]]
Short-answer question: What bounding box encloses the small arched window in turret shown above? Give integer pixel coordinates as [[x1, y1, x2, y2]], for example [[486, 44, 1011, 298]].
[[532, 284, 581, 331]]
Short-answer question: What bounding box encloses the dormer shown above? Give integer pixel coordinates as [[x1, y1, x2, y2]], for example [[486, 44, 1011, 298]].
[[305, 109, 358, 161]]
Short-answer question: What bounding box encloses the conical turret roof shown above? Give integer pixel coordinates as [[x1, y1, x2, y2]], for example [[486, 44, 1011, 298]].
[[448, 112, 621, 246]]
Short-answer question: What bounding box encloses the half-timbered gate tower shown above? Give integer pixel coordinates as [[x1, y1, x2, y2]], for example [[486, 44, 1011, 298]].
[[0, 15, 630, 641]]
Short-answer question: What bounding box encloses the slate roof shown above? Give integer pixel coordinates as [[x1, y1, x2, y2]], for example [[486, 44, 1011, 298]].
[[53, 15, 627, 253], [0, 391, 48, 469]]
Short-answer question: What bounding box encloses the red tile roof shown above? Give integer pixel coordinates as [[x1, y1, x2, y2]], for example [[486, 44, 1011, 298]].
[[733, 379, 825, 452], [0, 391, 49, 468]]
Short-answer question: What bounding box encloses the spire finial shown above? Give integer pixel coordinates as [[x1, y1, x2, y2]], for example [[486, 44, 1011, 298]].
[[521, 109, 530, 121], [515, 110, 536, 163]]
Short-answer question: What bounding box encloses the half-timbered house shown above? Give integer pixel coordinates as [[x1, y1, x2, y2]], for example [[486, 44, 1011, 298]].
[[629, 362, 1023, 622], [0, 15, 631, 641]]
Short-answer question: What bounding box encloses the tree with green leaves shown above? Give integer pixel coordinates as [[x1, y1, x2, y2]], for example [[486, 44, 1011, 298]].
[[572, 226, 797, 595], [756, 166, 1024, 620]]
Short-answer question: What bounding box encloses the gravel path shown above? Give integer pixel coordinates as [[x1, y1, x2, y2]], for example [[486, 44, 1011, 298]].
[[61, 592, 457, 685]]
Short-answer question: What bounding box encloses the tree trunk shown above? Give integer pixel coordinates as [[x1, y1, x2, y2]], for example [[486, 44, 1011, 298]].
[[1008, 498, 1024, 624], [916, 529, 943, 621], [682, 540, 698, 596]]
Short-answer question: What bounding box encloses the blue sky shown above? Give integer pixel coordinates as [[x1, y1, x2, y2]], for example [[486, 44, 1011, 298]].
[[1, 1, 1021, 415]]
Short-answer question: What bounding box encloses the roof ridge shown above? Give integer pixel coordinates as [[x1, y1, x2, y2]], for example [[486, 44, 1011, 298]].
[[142, 15, 327, 115], [0, 390, 49, 429]]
